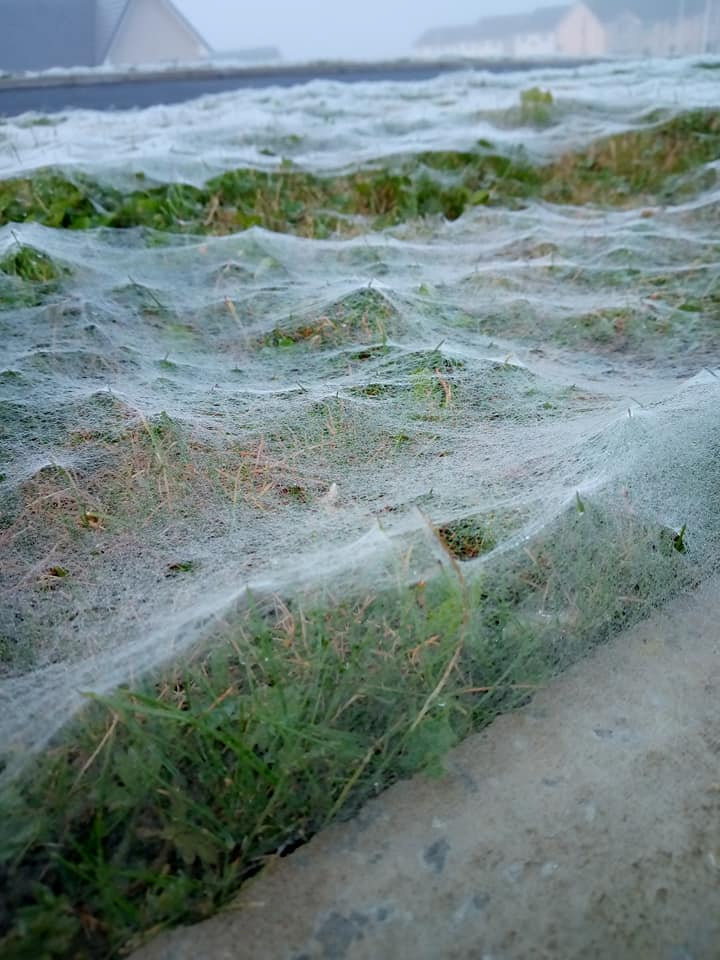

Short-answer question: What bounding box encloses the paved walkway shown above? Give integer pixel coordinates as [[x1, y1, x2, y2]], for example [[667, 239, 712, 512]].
[[132, 579, 720, 960]]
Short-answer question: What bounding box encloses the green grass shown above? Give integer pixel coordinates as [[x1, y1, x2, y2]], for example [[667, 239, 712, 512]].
[[1, 104, 716, 960], [1, 110, 718, 239], [0, 244, 70, 308], [0, 245, 65, 284], [256, 287, 398, 348], [0, 498, 693, 959], [516, 87, 556, 127], [467, 269, 720, 356]]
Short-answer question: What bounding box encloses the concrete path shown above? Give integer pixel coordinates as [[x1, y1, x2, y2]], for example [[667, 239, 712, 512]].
[[131, 579, 720, 960]]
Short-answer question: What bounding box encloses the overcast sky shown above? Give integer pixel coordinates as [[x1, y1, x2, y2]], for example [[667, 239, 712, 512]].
[[175, 1, 563, 61]]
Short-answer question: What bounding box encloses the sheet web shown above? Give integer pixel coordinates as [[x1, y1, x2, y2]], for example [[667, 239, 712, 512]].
[[1, 65, 720, 783]]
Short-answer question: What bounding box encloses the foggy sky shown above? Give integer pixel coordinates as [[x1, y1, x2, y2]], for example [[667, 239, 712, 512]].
[[175, 1, 564, 61]]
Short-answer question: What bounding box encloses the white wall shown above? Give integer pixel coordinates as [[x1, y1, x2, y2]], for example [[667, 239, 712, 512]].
[[106, 0, 209, 66], [555, 3, 606, 57], [416, 39, 505, 58], [513, 32, 557, 57]]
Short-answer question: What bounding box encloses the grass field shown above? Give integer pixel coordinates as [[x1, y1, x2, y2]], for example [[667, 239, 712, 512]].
[[1, 100, 719, 958]]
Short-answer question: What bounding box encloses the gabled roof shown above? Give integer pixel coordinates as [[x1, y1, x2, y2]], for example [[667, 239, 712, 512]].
[[417, 4, 575, 47], [587, 0, 708, 22], [416, 24, 481, 47], [481, 5, 576, 38]]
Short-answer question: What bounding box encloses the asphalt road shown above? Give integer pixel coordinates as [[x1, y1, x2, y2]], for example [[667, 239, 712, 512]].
[[0, 59, 597, 117]]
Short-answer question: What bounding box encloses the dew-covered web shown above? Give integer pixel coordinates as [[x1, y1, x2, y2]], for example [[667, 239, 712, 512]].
[[1, 58, 719, 780], [2, 57, 720, 185]]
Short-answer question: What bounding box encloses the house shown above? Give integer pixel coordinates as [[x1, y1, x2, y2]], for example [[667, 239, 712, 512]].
[[415, 3, 607, 60], [210, 47, 283, 66], [0, 0, 211, 73], [588, 0, 720, 55], [415, 0, 719, 60]]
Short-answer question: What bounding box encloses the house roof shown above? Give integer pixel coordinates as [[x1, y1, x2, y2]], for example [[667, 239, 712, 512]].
[[417, 4, 574, 47], [480, 5, 576, 39], [416, 24, 479, 47], [587, 0, 708, 22]]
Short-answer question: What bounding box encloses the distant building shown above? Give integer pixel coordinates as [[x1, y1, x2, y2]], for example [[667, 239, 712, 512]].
[[210, 47, 283, 66], [415, 3, 606, 59], [415, 0, 720, 61], [588, 0, 720, 55], [0, 0, 211, 73]]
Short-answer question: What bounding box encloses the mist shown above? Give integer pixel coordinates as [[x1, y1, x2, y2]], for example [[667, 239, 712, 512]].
[[175, 0, 565, 61]]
